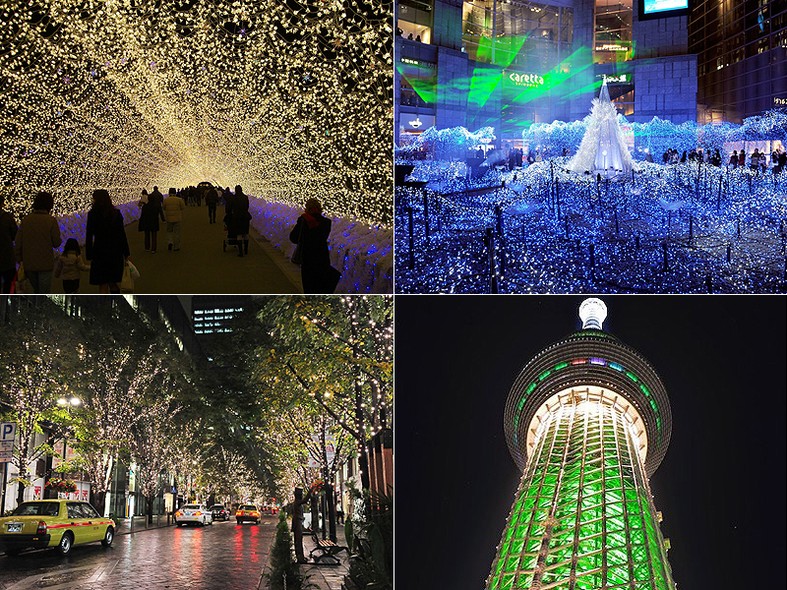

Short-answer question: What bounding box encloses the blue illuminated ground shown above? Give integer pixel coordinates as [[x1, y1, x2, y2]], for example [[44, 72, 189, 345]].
[[395, 159, 787, 293]]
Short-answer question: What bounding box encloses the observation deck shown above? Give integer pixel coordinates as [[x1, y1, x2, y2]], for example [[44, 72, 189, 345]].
[[504, 303, 672, 478]]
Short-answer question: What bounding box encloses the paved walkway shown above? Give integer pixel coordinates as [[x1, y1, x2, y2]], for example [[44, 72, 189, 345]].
[[51, 203, 302, 294], [299, 526, 351, 590]]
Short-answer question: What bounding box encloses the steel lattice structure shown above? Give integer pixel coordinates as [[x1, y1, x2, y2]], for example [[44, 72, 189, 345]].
[[487, 300, 676, 590]]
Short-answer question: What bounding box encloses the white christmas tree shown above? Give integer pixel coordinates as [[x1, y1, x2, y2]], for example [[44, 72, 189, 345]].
[[567, 80, 634, 177]]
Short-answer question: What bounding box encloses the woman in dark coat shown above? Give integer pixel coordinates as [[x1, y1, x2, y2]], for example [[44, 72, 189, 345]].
[[86, 189, 131, 293], [226, 185, 251, 257], [0, 195, 18, 293], [138, 189, 165, 253], [289, 198, 338, 293]]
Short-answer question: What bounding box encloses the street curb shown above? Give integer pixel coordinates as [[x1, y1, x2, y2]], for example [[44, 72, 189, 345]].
[[116, 522, 174, 536]]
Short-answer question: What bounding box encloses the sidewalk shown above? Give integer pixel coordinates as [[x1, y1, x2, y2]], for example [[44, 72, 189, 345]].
[[51, 203, 302, 294], [298, 526, 351, 590]]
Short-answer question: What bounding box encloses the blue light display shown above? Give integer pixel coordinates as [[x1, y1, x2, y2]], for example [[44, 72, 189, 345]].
[[395, 158, 787, 294]]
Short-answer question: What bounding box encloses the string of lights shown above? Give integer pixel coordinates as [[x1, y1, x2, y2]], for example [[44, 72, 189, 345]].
[[1, 0, 392, 225], [395, 158, 787, 293]]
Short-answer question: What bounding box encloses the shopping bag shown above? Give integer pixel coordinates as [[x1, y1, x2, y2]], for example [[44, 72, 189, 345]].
[[120, 263, 134, 292], [128, 261, 141, 280], [291, 243, 303, 265]]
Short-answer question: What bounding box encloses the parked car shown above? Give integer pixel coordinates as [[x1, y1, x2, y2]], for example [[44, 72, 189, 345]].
[[235, 504, 260, 525], [210, 504, 230, 521], [174, 504, 213, 527], [0, 499, 115, 556]]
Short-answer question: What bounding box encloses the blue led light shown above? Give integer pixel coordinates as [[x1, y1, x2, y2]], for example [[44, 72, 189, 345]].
[[396, 140, 787, 293]]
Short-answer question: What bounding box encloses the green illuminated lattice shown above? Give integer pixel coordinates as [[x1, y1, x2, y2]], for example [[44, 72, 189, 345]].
[[488, 391, 675, 590]]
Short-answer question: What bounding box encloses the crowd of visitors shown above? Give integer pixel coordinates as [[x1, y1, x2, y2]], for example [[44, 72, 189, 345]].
[[659, 146, 787, 172], [0, 185, 340, 294]]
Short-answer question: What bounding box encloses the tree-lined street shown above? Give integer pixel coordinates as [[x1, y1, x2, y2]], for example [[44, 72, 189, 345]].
[[0, 295, 392, 590]]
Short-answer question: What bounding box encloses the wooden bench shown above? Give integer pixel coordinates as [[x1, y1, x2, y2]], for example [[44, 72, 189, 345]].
[[308, 531, 347, 566]]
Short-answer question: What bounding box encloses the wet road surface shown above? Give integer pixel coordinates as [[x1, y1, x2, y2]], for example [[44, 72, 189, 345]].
[[0, 516, 277, 590]]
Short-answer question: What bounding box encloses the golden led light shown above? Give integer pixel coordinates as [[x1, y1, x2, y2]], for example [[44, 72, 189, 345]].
[[1, 0, 392, 225]]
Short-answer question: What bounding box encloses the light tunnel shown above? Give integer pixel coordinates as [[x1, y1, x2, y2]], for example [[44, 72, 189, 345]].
[[0, 0, 393, 226]]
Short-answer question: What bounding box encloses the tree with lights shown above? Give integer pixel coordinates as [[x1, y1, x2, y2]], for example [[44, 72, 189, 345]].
[[255, 296, 393, 512], [69, 307, 191, 515], [0, 298, 82, 505], [129, 381, 183, 524], [568, 80, 634, 177]]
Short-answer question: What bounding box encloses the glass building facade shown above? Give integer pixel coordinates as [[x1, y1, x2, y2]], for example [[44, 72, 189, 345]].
[[689, 0, 787, 121], [396, 0, 576, 143]]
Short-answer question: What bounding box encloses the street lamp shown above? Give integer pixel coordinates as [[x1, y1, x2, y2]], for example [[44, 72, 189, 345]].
[[57, 397, 82, 408]]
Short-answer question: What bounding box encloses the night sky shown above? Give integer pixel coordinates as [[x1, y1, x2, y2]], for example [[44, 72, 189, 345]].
[[395, 296, 786, 590]]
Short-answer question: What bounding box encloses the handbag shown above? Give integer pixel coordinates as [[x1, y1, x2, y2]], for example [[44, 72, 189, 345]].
[[291, 221, 304, 266], [13, 264, 34, 294], [120, 262, 134, 292]]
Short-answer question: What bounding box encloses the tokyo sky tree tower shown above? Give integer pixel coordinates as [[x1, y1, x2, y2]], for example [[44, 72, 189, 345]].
[[487, 299, 676, 590]]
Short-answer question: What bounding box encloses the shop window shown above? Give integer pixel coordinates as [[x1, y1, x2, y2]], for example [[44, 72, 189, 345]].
[[398, 2, 432, 44]]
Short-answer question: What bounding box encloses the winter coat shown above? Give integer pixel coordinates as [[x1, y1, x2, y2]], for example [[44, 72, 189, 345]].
[[0, 211, 18, 272], [54, 251, 89, 281], [225, 193, 251, 237], [86, 208, 130, 285], [14, 210, 62, 272], [138, 199, 165, 232], [289, 213, 334, 293], [163, 195, 186, 223]]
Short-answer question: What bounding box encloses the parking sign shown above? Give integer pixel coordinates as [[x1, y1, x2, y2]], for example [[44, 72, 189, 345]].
[[1, 422, 16, 463]]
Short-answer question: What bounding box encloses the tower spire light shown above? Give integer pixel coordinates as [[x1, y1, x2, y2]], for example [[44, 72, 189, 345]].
[[578, 297, 607, 330]]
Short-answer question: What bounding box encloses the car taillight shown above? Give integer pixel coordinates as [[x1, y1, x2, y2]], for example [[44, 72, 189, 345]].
[[236, 511, 243, 516], [36, 521, 47, 535], [195, 511, 202, 516], [175, 511, 182, 517], [252, 511, 259, 516]]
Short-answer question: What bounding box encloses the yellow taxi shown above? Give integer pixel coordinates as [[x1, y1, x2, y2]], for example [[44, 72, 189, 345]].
[[235, 504, 260, 525], [0, 499, 115, 556]]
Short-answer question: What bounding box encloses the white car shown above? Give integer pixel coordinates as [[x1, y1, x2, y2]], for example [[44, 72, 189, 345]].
[[174, 504, 213, 527]]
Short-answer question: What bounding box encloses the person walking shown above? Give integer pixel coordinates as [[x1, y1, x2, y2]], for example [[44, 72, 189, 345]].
[[138, 188, 165, 252], [85, 189, 130, 293], [227, 184, 251, 257], [54, 238, 89, 293], [0, 195, 19, 293], [163, 187, 186, 251], [206, 185, 219, 224], [289, 198, 339, 293], [149, 185, 163, 207], [14, 191, 62, 293]]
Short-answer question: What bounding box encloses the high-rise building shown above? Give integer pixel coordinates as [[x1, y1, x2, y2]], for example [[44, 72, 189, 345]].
[[487, 298, 675, 590], [395, 0, 699, 147], [184, 295, 249, 336], [689, 0, 787, 122]]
